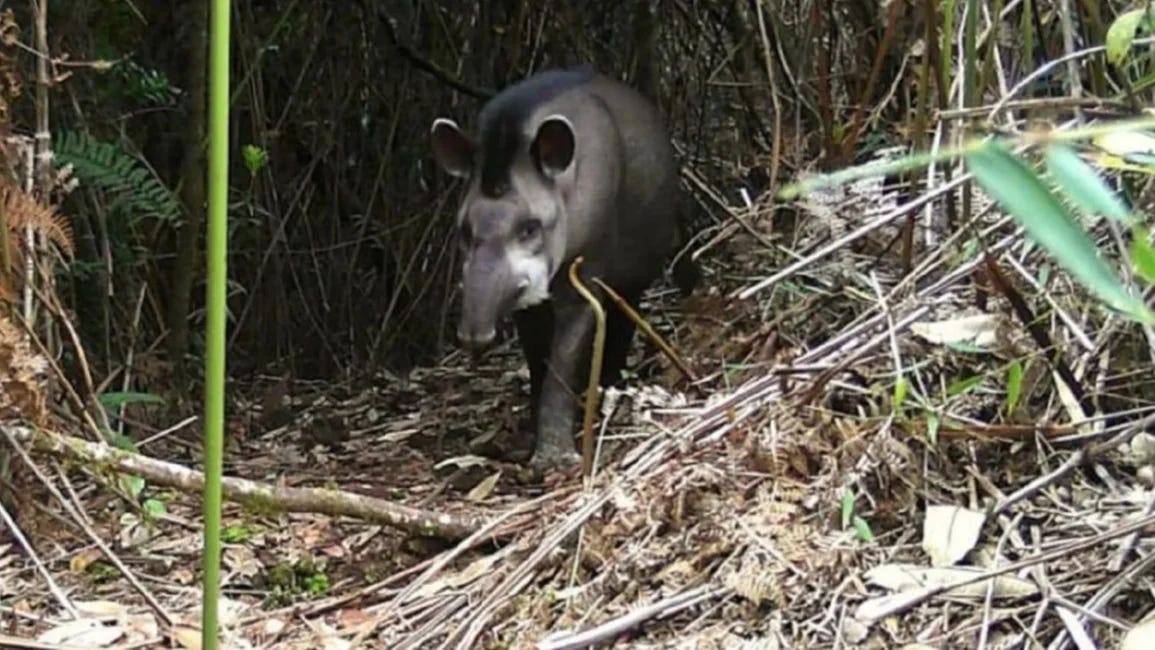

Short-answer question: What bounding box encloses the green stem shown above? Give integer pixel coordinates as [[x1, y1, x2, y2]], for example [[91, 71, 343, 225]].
[[201, 0, 231, 647]]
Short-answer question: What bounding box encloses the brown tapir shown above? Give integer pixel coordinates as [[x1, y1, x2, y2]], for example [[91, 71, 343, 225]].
[[430, 66, 698, 471]]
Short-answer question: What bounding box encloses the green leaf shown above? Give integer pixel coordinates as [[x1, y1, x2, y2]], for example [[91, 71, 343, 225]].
[[142, 499, 167, 518], [99, 391, 166, 410], [852, 515, 876, 542], [305, 572, 330, 595], [53, 131, 182, 223], [841, 488, 855, 528], [242, 144, 269, 176], [1044, 144, 1132, 223], [945, 341, 992, 355], [125, 475, 145, 499], [947, 374, 984, 397], [966, 141, 1153, 323], [107, 433, 138, 452], [1005, 360, 1024, 415], [893, 376, 909, 412], [1106, 9, 1148, 68], [926, 411, 940, 445], [1132, 225, 1155, 285]]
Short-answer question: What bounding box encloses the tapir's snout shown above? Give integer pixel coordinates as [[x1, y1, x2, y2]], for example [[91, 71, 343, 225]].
[[457, 251, 519, 353], [456, 322, 497, 350]]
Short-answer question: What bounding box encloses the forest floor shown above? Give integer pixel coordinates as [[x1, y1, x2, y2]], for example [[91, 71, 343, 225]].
[[4, 164, 1155, 649]]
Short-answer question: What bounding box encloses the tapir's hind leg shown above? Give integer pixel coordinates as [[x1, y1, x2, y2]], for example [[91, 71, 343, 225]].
[[599, 289, 642, 388]]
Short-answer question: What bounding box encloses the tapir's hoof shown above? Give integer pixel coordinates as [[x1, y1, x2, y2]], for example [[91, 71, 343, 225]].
[[528, 443, 581, 473]]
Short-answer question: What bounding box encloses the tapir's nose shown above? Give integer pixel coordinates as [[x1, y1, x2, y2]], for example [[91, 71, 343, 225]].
[[457, 325, 496, 349]]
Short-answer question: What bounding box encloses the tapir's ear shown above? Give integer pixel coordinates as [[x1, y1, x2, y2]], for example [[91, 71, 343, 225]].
[[430, 118, 473, 178], [531, 115, 575, 178]]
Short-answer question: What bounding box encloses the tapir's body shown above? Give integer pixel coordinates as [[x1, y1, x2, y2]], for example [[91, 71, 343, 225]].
[[431, 66, 696, 470]]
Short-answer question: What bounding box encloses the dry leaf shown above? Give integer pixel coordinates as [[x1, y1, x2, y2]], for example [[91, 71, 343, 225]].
[[922, 505, 985, 567], [1122, 616, 1155, 650], [1095, 130, 1155, 157], [433, 454, 488, 470], [380, 428, 418, 443], [263, 617, 287, 636], [223, 545, 262, 579], [126, 613, 160, 639], [909, 314, 1003, 349], [841, 616, 870, 643], [865, 563, 1038, 600], [69, 548, 103, 574], [73, 599, 128, 618], [38, 619, 124, 646], [305, 618, 351, 650], [1128, 433, 1155, 466], [336, 609, 371, 626], [466, 471, 502, 501], [171, 625, 203, 650]]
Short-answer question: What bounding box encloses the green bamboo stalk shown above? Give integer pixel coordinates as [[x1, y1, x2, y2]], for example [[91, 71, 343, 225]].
[[201, 0, 231, 646]]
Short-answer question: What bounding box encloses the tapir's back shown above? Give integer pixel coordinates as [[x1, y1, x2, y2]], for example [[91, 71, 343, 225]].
[[581, 74, 679, 214], [575, 74, 681, 289], [527, 70, 681, 287]]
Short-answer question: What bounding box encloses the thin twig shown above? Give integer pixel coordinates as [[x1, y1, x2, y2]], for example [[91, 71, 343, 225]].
[[990, 412, 1155, 517], [0, 499, 77, 619], [538, 586, 730, 650], [568, 256, 606, 477]]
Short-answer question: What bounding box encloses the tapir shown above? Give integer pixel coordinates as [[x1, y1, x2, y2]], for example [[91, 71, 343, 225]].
[[430, 66, 698, 470]]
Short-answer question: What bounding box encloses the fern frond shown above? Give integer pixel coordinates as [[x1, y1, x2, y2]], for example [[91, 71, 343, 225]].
[[53, 130, 182, 223], [0, 228, 24, 305], [0, 182, 74, 258]]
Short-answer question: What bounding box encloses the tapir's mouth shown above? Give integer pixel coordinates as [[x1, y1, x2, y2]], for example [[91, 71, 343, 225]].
[[456, 325, 497, 350], [458, 275, 516, 353]]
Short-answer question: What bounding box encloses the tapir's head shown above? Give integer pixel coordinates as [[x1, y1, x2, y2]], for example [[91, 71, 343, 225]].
[[429, 113, 576, 351]]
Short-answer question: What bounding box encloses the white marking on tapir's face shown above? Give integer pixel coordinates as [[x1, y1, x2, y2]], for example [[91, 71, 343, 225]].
[[508, 242, 552, 308]]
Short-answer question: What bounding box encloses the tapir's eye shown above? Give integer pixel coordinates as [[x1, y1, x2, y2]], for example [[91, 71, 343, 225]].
[[517, 219, 541, 242]]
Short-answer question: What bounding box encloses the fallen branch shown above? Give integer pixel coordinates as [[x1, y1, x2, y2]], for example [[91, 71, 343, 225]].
[[5, 424, 485, 539]]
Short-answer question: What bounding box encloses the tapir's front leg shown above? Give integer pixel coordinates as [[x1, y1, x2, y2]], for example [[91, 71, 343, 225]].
[[530, 299, 597, 470]]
